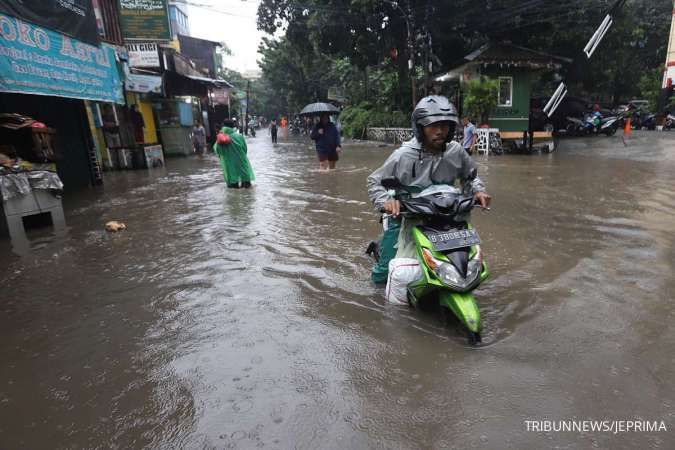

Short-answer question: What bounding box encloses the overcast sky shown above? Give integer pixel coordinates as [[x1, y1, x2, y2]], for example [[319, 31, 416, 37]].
[[185, 0, 265, 72]]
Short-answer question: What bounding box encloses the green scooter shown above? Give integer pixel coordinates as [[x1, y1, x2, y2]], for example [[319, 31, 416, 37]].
[[372, 177, 490, 344]]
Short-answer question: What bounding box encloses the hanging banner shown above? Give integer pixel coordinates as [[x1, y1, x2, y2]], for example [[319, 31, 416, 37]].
[[210, 87, 230, 105], [0, 0, 99, 46], [0, 14, 124, 103], [125, 73, 163, 94], [126, 42, 160, 68], [119, 0, 171, 41]]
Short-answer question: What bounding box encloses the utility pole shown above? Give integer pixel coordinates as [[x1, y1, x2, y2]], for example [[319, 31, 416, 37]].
[[405, 0, 417, 109], [245, 80, 250, 136], [406, 1, 416, 108], [385, 1, 416, 109], [423, 0, 432, 97]]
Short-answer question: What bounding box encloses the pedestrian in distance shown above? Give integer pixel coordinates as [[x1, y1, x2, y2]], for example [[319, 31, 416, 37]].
[[192, 120, 207, 156], [310, 113, 342, 171], [462, 117, 477, 155], [280, 116, 288, 139], [270, 119, 278, 144], [130, 104, 145, 143], [214, 120, 255, 189]]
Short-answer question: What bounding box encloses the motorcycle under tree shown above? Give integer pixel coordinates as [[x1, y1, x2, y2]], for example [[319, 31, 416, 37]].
[[367, 174, 490, 345]]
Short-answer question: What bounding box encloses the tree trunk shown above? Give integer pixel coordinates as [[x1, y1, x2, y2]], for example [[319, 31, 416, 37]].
[[364, 66, 369, 102]]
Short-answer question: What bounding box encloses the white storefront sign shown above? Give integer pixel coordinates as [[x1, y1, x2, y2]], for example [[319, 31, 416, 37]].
[[126, 42, 160, 68], [125, 73, 163, 94]]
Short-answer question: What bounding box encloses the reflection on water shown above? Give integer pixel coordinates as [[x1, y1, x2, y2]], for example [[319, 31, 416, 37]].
[[1, 133, 674, 449]]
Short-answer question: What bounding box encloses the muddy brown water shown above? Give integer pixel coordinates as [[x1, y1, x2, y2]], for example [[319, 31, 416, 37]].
[[1, 132, 674, 449]]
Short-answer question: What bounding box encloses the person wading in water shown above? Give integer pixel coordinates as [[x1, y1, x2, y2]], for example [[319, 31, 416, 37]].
[[213, 120, 255, 188], [310, 113, 342, 171]]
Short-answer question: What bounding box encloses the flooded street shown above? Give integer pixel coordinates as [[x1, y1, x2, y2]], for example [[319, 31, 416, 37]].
[[1, 132, 674, 449]]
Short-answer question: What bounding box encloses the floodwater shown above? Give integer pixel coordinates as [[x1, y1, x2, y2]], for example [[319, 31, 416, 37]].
[[1, 131, 674, 449]]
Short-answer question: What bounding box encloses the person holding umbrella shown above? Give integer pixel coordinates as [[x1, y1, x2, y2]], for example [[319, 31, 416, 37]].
[[310, 113, 342, 171]]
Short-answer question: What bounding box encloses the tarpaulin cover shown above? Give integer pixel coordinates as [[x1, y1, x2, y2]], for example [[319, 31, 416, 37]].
[[0, 0, 99, 46], [386, 258, 422, 305], [213, 127, 255, 185], [0, 171, 63, 201]]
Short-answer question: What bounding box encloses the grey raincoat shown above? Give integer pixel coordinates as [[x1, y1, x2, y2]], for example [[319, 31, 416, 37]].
[[367, 138, 486, 210], [367, 138, 487, 259]]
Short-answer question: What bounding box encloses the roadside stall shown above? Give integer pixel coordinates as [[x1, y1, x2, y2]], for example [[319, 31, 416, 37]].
[[0, 114, 65, 246], [153, 98, 196, 156]]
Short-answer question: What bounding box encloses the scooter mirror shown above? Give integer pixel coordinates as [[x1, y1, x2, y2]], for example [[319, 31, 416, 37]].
[[381, 177, 403, 190]]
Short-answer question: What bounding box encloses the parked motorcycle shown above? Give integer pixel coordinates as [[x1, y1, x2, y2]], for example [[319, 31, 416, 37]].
[[566, 114, 619, 136], [367, 175, 490, 344], [595, 114, 620, 135], [641, 113, 657, 131], [565, 116, 585, 136], [664, 114, 675, 130]]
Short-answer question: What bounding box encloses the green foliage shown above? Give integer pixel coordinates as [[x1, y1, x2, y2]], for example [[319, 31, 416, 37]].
[[256, 36, 340, 117], [340, 102, 409, 138], [638, 66, 664, 112], [463, 77, 499, 125], [254, 0, 672, 126], [340, 103, 371, 138]]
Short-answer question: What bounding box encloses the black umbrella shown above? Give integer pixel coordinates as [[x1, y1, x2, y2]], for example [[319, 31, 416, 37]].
[[299, 102, 340, 116]]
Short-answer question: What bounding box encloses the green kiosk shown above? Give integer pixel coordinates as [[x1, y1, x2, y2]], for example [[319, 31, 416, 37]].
[[435, 42, 570, 151]]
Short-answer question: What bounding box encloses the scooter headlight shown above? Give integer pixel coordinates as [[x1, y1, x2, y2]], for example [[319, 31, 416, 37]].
[[436, 262, 464, 286], [422, 247, 483, 290]]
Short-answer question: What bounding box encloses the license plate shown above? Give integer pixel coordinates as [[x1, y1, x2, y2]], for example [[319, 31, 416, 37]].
[[425, 228, 481, 251]]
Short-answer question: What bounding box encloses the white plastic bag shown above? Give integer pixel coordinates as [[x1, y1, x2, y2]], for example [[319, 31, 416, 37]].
[[385, 258, 422, 305]]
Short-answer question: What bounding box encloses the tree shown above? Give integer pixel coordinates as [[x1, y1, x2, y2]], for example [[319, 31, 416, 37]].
[[638, 66, 667, 112], [256, 36, 341, 115], [254, 0, 672, 125], [463, 77, 498, 125]]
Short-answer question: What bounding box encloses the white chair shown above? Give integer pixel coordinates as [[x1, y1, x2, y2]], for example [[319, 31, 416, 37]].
[[474, 128, 500, 155]]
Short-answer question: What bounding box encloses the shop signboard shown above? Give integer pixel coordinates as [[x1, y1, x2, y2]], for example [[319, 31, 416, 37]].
[[144, 144, 164, 168], [0, 14, 124, 103], [0, 0, 99, 46], [119, 0, 171, 41], [210, 87, 230, 105], [126, 42, 160, 68], [125, 73, 163, 94]]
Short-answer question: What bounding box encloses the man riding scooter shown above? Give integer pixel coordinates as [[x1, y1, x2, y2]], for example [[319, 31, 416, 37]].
[[367, 95, 492, 284]]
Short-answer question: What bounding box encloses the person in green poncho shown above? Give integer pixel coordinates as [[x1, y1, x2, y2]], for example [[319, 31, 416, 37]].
[[213, 120, 255, 188]]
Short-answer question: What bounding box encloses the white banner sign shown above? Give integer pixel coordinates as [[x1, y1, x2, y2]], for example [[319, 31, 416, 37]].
[[126, 42, 160, 68], [210, 87, 230, 105], [125, 73, 163, 94]]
